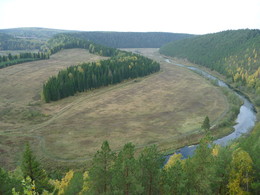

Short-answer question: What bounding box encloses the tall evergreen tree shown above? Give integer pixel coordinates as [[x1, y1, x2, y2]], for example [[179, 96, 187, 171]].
[[201, 116, 210, 132], [21, 143, 52, 193], [112, 143, 143, 194], [183, 136, 216, 194], [88, 140, 115, 194], [138, 145, 163, 195]]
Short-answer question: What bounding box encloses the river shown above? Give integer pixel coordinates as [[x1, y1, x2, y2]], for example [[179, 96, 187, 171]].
[[164, 59, 257, 160]]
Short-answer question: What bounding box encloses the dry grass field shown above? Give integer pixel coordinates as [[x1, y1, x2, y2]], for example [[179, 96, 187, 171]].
[[0, 48, 228, 169]]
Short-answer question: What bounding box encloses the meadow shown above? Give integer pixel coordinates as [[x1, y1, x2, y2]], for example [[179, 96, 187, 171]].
[[0, 48, 228, 169]]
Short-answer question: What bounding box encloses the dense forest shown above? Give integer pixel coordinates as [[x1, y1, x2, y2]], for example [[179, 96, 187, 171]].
[[69, 31, 194, 48], [43, 46, 160, 102], [160, 29, 260, 100], [0, 28, 72, 40], [1, 122, 260, 194], [0, 28, 194, 52], [0, 32, 44, 50]]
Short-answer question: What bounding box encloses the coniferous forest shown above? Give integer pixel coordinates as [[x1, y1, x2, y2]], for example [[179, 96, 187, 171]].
[[160, 29, 260, 97], [43, 53, 160, 102]]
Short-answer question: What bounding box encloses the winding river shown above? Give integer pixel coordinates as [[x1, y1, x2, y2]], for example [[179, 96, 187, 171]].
[[164, 59, 257, 160]]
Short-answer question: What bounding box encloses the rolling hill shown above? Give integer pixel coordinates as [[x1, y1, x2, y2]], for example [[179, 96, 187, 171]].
[[0, 27, 194, 51], [160, 29, 260, 98]]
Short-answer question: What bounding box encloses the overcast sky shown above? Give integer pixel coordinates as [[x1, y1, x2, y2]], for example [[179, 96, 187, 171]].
[[0, 0, 259, 34]]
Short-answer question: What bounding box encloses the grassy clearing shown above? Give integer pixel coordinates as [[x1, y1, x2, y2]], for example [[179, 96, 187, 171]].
[[0, 48, 228, 169]]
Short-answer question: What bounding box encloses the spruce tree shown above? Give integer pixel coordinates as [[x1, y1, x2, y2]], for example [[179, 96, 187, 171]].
[[21, 143, 52, 193], [138, 145, 163, 194], [201, 116, 210, 132], [88, 140, 115, 194], [112, 143, 143, 194]]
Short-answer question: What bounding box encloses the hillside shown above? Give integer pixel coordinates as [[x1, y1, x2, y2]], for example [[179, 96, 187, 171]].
[[0, 27, 72, 40], [0, 32, 44, 50], [160, 29, 260, 98], [0, 27, 194, 51], [69, 31, 194, 48]]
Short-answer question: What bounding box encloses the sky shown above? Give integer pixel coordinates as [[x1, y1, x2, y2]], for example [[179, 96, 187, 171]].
[[0, 0, 260, 34]]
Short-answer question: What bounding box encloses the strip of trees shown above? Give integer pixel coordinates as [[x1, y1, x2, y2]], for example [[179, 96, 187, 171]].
[[0, 52, 49, 69], [43, 53, 160, 102]]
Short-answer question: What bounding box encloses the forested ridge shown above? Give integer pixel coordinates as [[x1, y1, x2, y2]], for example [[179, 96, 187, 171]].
[[160, 29, 260, 102], [0, 32, 44, 50], [69, 31, 194, 48], [0, 28, 194, 52], [1, 123, 260, 194]]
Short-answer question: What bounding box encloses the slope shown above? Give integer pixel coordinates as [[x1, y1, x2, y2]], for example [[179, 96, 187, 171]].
[[160, 29, 260, 98]]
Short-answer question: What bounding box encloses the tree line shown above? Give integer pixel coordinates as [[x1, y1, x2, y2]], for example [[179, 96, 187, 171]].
[[1, 121, 260, 194], [0, 52, 49, 69], [44, 33, 120, 57], [69, 31, 194, 48], [43, 52, 160, 102]]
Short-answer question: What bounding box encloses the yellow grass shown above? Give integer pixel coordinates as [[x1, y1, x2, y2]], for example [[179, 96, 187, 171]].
[[0, 48, 228, 169]]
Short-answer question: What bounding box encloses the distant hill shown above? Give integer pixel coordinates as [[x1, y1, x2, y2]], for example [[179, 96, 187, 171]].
[[0, 27, 74, 40], [69, 31, 194, 48], [0, 27, 76, 51], [0, 32, 44, 50], [160, 29, 260, 94], [0, 27, 194, 50]]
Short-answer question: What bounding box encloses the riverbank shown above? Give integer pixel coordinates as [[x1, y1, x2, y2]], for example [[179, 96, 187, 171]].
[[162, 57, 256, 159]]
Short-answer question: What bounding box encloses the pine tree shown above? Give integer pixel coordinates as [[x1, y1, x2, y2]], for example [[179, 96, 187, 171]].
[[138, 145, 163, 195], [112, 143, 143, 194], [183, 136, 216, 194], [21, 143, 52, 193], [88, 141, 115, 194], [201, 116, 210, 132]]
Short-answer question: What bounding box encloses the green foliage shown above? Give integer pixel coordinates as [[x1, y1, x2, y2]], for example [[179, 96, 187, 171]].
[[0, 32, 43, 51], [0, 52, 49, 69], [238, 122, 260, 194], [162, 156, 186, 194], [43, 53, 160, 102], [112, 143, 143, 194], [88, 141, 115, 194], [70, 31, 193, 48], [45, 33, 119, 57], [0, 167, 23, 195], [21, 143, 53, 194], [1, 132, 260, 194], [183, 136, 216, 194], [138, 145, 163, 194], [201, 116, 210, 132], [63, 172, 84, 195], [160, 29, 260, 92]]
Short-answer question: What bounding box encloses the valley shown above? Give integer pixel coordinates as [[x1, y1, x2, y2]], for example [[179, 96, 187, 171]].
[[0, 48, 228, 169]]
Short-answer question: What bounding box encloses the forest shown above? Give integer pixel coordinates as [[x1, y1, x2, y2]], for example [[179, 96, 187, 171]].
[[0, 28, 194, 51], [68, 31, 193, 48], [160, 29, 260, 101], [0, 33, 44, 50], [0, 122, 260, 194], [0, 52, 49, 69], [43, 52, 160, 102]]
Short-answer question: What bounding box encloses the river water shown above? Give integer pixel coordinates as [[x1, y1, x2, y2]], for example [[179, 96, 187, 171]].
[[164, 59, 257, 160]]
